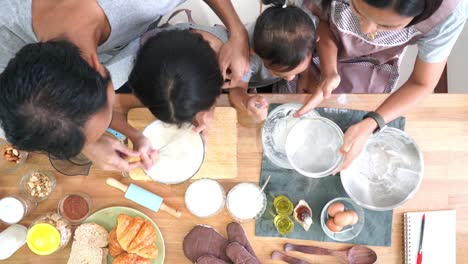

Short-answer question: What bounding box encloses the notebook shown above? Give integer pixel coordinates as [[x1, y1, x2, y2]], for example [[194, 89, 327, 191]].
[[404, 210, 456, 264]]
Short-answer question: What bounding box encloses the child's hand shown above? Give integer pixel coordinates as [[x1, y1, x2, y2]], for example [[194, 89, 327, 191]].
[[193, 109, 215, 141], [246, 95, 268, 122], [295, 73, 341, 117], [132, 134, 159, 170]]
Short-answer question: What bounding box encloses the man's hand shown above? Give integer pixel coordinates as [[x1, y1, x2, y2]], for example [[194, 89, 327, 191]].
[[219, 31, 250, 88], [83, 135, 141, 172]]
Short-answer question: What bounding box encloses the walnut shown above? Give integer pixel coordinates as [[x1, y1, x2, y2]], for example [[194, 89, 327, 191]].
[[3, 145, 21, 163]]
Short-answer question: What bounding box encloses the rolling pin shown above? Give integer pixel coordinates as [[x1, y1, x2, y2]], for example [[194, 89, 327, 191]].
[[106, 177, 182, 218]]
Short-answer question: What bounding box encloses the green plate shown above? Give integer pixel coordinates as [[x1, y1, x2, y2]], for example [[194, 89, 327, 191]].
[[84, 206, 165, 264]]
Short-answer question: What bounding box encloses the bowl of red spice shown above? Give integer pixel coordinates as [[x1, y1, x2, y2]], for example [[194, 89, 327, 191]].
[[57, 193, 92, 225]]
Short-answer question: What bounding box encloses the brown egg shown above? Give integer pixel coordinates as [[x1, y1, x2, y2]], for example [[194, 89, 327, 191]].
[[333, 211, 356, 227], [327, 202, 345, 217], [326, 218, 343, 232], [348, 210, 359, 225]]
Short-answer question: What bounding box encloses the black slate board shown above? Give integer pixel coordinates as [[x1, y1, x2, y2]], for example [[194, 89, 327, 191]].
[[255, 105, 405, 247]]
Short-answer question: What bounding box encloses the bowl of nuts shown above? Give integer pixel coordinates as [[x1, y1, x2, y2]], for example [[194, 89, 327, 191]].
[[0, 138, 28, 174], [20, 171, 56, 203]]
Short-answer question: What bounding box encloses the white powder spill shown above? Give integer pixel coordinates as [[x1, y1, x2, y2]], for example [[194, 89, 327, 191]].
[[143, 121, 204, 184], [227, 183, 265, 220], [286, 119, 342, 174], [0, 197, 25, 224], [337, 94, 348, 105], [185, 179, 225, 218]]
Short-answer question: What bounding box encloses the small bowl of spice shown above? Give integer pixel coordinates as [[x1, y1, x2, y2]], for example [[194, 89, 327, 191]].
[[20, 171, 56, 203], [57, 193, 92, 225], [0, 138, 29, 174]]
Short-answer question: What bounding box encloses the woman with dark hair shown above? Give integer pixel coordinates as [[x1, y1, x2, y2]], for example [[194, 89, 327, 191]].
[[296, 0, 467, 171]]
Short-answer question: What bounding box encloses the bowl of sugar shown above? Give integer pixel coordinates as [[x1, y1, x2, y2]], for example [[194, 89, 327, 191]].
[[285, 117, 344, 178]]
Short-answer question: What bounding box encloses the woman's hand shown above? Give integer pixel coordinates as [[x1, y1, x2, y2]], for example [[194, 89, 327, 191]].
[[219, 30, 250, 88], [295, 72, 340, 117], [334, 118, 377, 173], [131, 134, 158, 170], [246, 95, 269, 122], [83, 135, 142, 172]]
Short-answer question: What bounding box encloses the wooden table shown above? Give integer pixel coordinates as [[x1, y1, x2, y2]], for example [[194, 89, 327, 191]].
[[1, 94, 467, 264]]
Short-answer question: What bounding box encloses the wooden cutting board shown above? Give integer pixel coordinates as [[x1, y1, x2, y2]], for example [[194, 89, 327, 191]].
[[127, 107, 238, 181]]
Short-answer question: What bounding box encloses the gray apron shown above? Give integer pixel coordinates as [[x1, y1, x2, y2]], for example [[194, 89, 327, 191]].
[[311, 0, 460, 93]]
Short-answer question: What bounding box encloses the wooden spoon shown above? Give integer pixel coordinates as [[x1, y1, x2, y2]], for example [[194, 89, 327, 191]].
[[271, 251, 311, 264], [284, 243, 377, 264]]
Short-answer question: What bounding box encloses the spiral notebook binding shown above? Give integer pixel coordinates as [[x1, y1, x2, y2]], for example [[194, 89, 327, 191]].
[[403, 213, 411, 264]]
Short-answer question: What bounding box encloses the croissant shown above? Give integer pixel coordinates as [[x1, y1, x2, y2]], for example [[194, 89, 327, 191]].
[[113, 253, 150, 264], [116, 214, 158, 259], [127, 221, 156, 253], [109, 227, 124, 257], [117, 215, 145, 251]]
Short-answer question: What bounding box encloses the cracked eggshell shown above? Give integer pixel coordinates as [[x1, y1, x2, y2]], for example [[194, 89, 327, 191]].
[[293, 200, 313, 231]]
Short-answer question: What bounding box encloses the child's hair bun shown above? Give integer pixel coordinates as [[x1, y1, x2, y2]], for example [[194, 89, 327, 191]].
[[262, 0, 287, 7]]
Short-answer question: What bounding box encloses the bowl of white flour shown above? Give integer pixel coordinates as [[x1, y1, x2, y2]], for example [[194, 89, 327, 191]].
[[285, 117, 344, 178], [185, 179, 226, 218], [142, 120, 205, 184]]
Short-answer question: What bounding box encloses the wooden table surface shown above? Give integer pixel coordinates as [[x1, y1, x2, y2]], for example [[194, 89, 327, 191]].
[[1, 94, 467, 264]]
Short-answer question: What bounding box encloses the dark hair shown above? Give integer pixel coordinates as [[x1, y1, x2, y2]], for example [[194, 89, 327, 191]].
[[129, 30, 223, 125], [322, 0, 442, 26], [0, 40, 110, 159], [254, 0, 316, 72]]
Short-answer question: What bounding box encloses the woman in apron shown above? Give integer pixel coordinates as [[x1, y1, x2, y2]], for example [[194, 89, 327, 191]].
[[296, 0, 467, 171]]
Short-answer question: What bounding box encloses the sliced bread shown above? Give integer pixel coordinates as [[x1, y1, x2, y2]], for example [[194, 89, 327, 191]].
[[73, 223, 109, 247], [67, 223, 109, 264]]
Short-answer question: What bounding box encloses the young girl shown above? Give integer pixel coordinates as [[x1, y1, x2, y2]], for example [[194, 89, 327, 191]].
[[296, 0, 467, 171], [112, 30, 223, 168], [230, 0, 318, 121]]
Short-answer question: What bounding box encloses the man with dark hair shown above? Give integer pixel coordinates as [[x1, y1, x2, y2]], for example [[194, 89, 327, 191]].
[[0, 0, 250, 171]]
